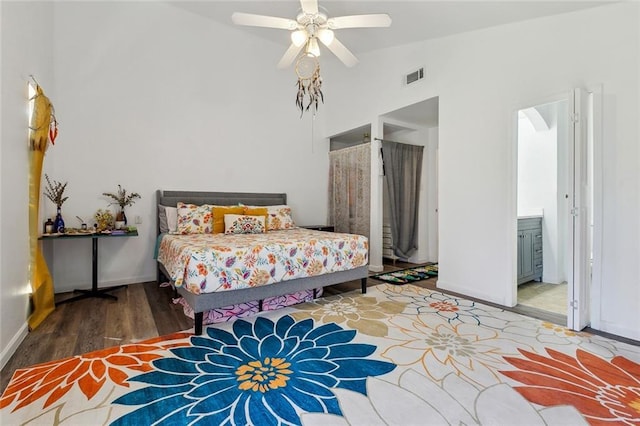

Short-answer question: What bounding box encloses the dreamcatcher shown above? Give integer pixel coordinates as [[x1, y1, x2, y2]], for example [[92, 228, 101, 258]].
[[295, 53, 323, 117]]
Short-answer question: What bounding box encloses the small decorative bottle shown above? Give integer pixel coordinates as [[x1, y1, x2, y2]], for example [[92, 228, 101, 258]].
[[54, 207, 65, 233], [44, 218, 54, 234]]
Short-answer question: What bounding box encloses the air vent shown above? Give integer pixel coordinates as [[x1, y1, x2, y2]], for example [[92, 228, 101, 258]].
[[405, 67, 424, 85]]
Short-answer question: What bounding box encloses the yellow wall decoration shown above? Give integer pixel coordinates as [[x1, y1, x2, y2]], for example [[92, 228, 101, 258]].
[[28, 83, 58, 330]]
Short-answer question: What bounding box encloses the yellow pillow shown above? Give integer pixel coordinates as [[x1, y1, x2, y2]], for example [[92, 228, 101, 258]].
[[243, 206, 268, 220], [212, 206, 244, 234]]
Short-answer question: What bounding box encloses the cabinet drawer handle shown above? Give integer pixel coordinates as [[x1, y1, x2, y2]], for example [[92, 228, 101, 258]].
[[535, 264, 543, 268], [536, 249, 542, 253], [536, 235, 542, 238]]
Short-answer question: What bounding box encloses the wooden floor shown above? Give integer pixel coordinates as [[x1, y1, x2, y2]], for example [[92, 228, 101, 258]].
[[1, 261, 631, 395]]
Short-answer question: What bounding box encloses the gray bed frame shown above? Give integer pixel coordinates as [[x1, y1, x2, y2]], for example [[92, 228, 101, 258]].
[[156, 190, 368, 335]]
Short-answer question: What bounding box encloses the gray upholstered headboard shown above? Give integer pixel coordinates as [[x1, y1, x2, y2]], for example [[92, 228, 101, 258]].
[[156, 190, 287, 234]]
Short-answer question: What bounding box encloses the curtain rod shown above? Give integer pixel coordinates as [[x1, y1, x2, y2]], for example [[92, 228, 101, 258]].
[[374, 137, 407, 144]]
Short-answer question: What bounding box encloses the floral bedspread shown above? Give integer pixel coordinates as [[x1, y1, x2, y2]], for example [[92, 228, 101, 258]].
[[157, 228, 368, 295]]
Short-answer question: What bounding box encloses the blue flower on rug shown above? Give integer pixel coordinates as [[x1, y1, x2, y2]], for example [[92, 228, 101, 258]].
[[111, 315, 395, 426]]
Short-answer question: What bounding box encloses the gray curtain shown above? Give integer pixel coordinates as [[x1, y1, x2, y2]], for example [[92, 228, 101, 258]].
[[381, 141, 424, 259]]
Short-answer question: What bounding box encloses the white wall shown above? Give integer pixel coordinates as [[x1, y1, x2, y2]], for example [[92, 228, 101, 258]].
[[325, 3, 640, 340], [45, 2, 330, 293], [517, 111, 556, 218], [0, 1, 54, 368]]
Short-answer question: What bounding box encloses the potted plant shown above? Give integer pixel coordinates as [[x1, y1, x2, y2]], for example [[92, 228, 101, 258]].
[[44, 174, 68, 233], [102, 185, 141, 229]]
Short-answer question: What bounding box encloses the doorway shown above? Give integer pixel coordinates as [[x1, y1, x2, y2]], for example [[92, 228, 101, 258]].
[[514, 89, 595, 330], [516, 99, 569, 317], [380, 97, 439, 266]]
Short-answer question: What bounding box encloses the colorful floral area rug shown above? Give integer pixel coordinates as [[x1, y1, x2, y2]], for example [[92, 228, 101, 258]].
[[2, 284, 639, 425], [372, 264, 438, 284]]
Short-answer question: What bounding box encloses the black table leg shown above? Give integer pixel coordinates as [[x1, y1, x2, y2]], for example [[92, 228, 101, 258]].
[[194, 312, 204, 335], [56, 236, 128, 305]]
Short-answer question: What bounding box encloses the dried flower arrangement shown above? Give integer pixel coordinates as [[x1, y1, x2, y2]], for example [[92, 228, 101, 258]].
[[43, 174, 68, 208], [94, 209, 114, 232], [102, 185, 141, 209], [102, 185, 141, 221]]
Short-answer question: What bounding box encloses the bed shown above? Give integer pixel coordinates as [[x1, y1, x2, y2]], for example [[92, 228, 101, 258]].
[[156, 190, 369, 335]]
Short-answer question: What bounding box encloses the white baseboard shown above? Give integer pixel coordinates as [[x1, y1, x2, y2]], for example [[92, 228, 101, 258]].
[[369, 264, 384, 273], [0, 322, 28, 371], [53, 274, 157, 293], [408, 256, 430, 264], [436, 279, 509, 307], [542, 275, 566, 285], [597, 320, 640, 342]]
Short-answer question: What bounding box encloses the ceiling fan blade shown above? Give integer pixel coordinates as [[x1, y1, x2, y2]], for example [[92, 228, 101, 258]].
[[300, 0, 318, 15], [277, 43, 304, 69], [320, 36, 358, 67], [328, 14, 392, 29], [231, 12, 297, 30]]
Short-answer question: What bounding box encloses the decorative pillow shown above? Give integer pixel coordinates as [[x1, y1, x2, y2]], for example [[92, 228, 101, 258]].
[[158, 205, 178, 234], [177, 202, 213, 234], [243, 205, 295, 230], [224, 214, 266, 234], [213, 205, 245, 234], [243, 206, 268, 220], [265, 205, 296, 231]]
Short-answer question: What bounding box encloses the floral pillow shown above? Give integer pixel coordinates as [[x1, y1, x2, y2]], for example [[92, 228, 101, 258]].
[[176, 202, 213, 234], [265, 205, 295, 231], [224, 214, 266, 235], [213, 205, 245, 234]]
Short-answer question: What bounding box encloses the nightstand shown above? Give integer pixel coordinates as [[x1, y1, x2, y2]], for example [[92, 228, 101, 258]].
[[300, 225, 335, 232]]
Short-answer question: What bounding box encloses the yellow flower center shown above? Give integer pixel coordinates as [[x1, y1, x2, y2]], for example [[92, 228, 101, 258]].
[[235, 357, 292, 393], [541, 322, 577, 336]]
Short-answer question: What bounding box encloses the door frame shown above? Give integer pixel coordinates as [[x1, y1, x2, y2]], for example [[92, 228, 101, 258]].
[[585, 84, 604, 331]]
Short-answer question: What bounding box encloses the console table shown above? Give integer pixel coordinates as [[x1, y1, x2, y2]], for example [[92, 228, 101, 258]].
[[39, 231, 138, 305]]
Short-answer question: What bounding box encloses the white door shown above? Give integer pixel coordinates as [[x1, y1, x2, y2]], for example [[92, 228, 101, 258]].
[[567, 88, 592, 330]]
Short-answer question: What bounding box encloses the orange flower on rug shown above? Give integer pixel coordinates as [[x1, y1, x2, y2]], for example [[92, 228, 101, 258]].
[[501, 348, 640, 424], [0, 333, 190, 412]]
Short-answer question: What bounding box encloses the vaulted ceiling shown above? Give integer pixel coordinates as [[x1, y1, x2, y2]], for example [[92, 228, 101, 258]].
[[169, 1, 613, 56]]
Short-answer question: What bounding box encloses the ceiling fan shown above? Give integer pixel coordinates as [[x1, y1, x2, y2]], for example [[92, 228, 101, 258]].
[[231, 0, 391, 68]]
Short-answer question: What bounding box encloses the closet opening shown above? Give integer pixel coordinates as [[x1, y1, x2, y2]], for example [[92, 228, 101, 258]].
[[328, 125, 372, 239], [380, 97, 439, 268]]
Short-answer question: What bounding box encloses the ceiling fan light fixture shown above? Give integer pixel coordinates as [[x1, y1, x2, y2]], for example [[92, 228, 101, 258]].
[[306, 38, 321, 57], [291, 30, 308, 47], [317, 28, 334, 46], [231, 0, 392, 116]]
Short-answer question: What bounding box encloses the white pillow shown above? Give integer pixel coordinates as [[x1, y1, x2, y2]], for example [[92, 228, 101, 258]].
[[224, 214, 266, 234], [166, 206, 178, 233]]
